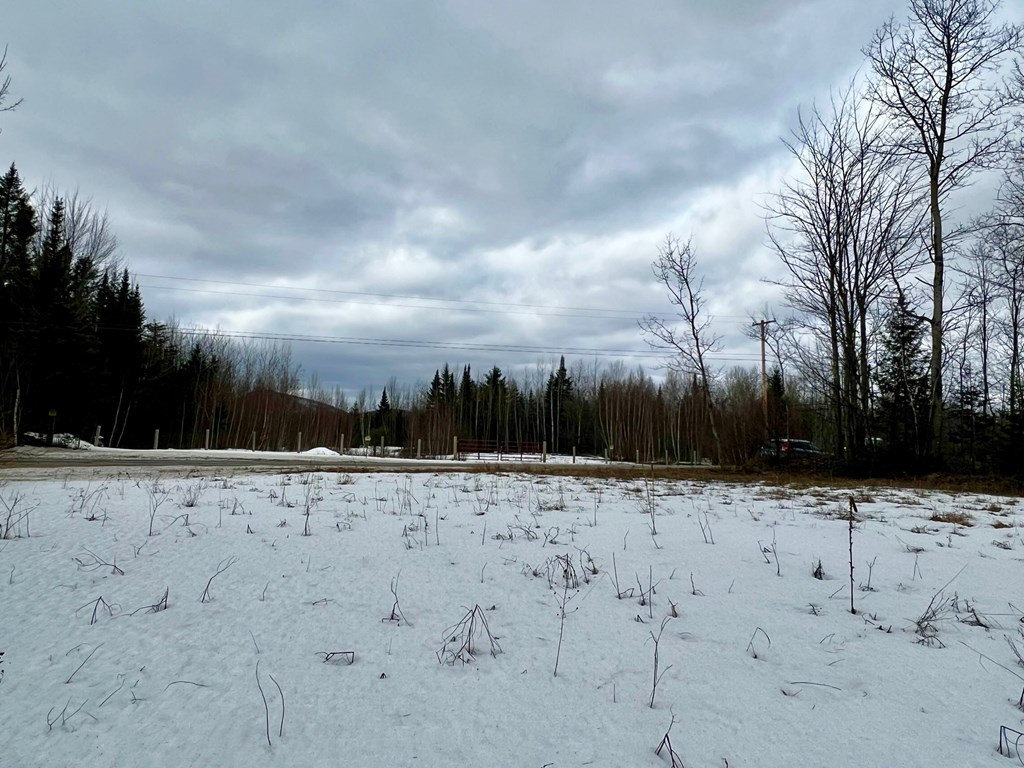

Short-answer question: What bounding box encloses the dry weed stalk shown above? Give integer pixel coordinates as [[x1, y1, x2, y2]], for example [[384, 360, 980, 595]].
[[383, 573, 411, 626], [200, 556, 238, 603], [436, 605, 501, 665], [656, 712, 685, 767], [648, 616, 673, 708]]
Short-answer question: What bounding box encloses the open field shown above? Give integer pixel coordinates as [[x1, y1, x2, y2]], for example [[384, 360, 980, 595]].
[[2, 468, 1023, 767]]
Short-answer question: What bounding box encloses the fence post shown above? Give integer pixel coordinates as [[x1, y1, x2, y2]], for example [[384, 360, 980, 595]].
[[205, 428, 210, 450], [572, 446, 576, 464], [636, 449, 640, 465], [94, 425, 102, 448], [417, 438, 422, 459], [340, 434, 345, 454], [297, 431, 302, 453], [452, 435, 458, 461], [251, 431, 256, 451], [542, 441, 547, 463], [380, 435, 385, 456], [153, 428, 159, 450]]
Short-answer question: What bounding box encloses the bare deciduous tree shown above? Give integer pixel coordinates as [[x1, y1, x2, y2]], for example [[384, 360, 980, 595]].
[[0, 46, 22, 123], [865, 0, 1023, 461], [32, 185, 120, 273], [767, 84, 925, 460], [640, 236, 722, 464]]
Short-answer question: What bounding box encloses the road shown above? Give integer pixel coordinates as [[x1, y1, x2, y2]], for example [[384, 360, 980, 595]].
[[0, 445, 643, 480]]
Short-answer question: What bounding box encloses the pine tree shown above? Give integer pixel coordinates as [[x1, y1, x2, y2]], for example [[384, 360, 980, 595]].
[[483, 366, 505, 443], [545, 355, 574, 453], [427, 369, 443, 408], [29, 197, 100, 439], [874, 293, 929, 466], [458, 364, 475, 436], [0, 163, 36, 443], [95, 269, 145, 445], [441, 363, 456, 406]]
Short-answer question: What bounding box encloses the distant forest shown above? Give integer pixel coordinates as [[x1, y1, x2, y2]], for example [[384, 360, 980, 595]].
[[0, 151, 1019, 476]]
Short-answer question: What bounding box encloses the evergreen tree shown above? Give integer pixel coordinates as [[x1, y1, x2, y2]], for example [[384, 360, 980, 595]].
[[458, 364, 475, 435], [30, 197, 101, 438], [482, 366, 505, 443], [0, 163, 36, 443], [95, 269, 145, 445], [545, 355, 574, 453], [442, 363, 456, 406], [874, 293, 929, 466], [427, 369, 443, 409]]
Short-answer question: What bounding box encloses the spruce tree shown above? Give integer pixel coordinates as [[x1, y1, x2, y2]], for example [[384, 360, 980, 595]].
[[545, 356, 574, 453], [0, 164, 36, 443], [874, 293, 929, 466]]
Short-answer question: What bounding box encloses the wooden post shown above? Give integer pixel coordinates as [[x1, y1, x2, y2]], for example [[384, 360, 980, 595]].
[[251, 431, 256, 451], [297, 431, 302, 453], [380, 435, 385, 456], [542, 441, 547, 463], [340, 434, 346, 454], [204, 428, 210, 450], [452, 435, 458, 460], [636, 449, 640, 465], [94, 425, 102, 448], [417, 438, 422, 459], [572, 446, 576, 464], [153, 428, 159, 450]]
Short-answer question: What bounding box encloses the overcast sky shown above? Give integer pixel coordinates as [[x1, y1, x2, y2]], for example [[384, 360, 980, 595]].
[[6, 0, 1011, 400]]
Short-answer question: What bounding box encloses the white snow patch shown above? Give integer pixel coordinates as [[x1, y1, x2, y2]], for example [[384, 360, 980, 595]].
[[0, 471, 1020, 767]]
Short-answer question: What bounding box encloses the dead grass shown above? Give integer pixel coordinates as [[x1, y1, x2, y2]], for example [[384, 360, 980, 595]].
[[17, 449, 1021, 496], [929, 511, 974, 527], [991, 520, 1015, 529]]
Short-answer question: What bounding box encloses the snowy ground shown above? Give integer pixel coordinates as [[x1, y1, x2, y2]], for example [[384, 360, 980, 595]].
[[1, 468, 1023, 767]]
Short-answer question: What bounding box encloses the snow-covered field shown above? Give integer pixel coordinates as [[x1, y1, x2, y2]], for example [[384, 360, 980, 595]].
[[1, 469, 1023, 767]]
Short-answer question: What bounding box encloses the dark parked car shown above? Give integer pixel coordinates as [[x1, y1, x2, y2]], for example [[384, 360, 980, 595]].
[[760, 438, 824, 460]]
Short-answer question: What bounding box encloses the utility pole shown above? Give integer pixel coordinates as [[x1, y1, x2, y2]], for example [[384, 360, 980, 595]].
[[753, 319, 775, 441]]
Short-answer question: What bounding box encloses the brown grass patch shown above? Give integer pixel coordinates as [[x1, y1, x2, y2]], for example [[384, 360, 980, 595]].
[[929, 511, 974, 527], [991, 520, 1014, 529]]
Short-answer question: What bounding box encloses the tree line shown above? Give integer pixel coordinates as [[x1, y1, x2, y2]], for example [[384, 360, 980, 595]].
[[639, 0, 1024, 475], [760, 0, 1024, 474]]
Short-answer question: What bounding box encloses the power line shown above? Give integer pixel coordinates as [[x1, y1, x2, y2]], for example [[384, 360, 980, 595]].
[[0, 317, 762, 362], [170, 326, 763, 362]]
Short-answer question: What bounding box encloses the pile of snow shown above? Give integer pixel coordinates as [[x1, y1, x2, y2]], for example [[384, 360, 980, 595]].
[[300, 447, 341, 457], [0, 470, 1021, 767]]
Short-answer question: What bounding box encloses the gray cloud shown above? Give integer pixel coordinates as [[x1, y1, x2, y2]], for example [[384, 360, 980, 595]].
[[6, 0, 969, 397]]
